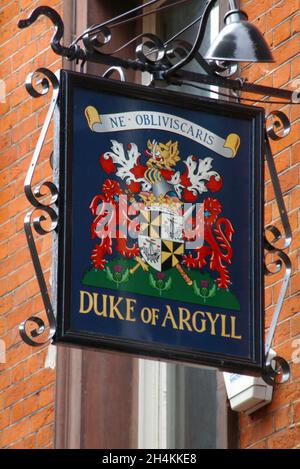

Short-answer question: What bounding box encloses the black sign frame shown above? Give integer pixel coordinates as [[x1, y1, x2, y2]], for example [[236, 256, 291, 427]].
[[55, 70, 265, 376]]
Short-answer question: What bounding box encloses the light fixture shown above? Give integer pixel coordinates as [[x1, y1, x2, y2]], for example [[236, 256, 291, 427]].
[[205, 6, 274, 64]]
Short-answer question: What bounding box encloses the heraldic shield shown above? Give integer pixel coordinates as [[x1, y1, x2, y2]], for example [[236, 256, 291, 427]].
[[138, 207, 184, 272]]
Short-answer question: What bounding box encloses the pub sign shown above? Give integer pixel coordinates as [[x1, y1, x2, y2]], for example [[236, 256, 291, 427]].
[[55, 70, 264, 375]]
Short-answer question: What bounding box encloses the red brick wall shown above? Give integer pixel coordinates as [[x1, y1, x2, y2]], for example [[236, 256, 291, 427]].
[[239, 0, 300, 449], [0, 0, 63, 449], [1, 0, 300, 451]]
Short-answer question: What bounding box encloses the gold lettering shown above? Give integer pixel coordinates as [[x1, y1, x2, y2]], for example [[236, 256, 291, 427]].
[[141, 307, 152, 324], [192, 311, 206, 333], [93, 293, 108, 316], [79, 290, 93, 314], [109, 295, 124, 320], [126, 298, 137, 322], [161, 305, 178, 329], [221, 314, 231, 338], [231, 316, 242, 340], [178, 307, 192, 331], [206, 312, 219, 336], [151, 308, 159, 326]]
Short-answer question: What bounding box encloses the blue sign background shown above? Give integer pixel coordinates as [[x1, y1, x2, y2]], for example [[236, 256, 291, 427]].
[[56, 71, 264, 372]]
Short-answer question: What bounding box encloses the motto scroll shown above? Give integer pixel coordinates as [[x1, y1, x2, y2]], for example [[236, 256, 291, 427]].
[[85, 106, 240, 159]]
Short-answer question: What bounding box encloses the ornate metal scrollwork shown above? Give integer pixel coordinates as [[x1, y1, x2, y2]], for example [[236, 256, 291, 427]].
[[262, 352, 291, 386], [265, 111, 292, 251], [262, 111, 293, 384], [17, 3, 297, 384], [102, 66, 127, 82], [18, 3, 297, 101], [19, 68, 59, 346], [164, 0, 219, 78], [18, 6, 78, 60]]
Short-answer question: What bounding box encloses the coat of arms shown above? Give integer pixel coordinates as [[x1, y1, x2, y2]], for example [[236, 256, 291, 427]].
[[83, 138, 240, 310]]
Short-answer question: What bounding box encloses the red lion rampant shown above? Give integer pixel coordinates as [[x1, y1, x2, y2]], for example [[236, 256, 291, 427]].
[[89, 179, 140, 270], [89, 183, 234, 289], [89, 139, 234, 290], [183, 198, 234, 289]]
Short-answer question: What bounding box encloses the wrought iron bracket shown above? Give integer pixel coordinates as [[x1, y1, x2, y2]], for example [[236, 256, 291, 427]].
[[17, 3, 297, 383], [262, 112, 293, 385], [17, 4, 300, 103], [19, 69, 59, 346]]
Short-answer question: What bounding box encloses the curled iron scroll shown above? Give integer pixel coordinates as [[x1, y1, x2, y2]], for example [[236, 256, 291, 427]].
[[262, 111, 293, 384], [266, 110, 291, 141], [262, 354, 291, 386], [83, 26, 112, 54], [20, 210, 57, 346], [136, 34, 167, 66], [24, 69, 59, 209], [264, 250, 292, 352], [165, 39, 216, 75], [265, 110, 292, 251], [18, 6, 78, 59], [102, 67, 127, 82], [20, 68, 59, 346]]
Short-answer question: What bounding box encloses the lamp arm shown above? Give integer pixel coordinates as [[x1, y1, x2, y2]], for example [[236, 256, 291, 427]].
[[229, 0, 238, 9], [164, 0, 219, 78]]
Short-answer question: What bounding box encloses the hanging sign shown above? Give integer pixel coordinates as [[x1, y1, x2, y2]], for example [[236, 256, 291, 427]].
[[55, 70, 264, 375]]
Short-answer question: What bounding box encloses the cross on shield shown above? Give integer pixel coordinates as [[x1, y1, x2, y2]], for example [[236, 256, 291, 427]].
[[138, 207, 184, 272]]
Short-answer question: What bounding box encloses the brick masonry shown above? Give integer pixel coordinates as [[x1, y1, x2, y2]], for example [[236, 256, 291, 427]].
[[0, 0, 62, 449], [0, 0, 300, 450], [239, 0, 300, 449]]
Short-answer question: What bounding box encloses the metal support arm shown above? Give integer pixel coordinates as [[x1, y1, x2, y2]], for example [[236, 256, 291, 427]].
[[17, 5, 299, 102], [17, 4, 297, 385]]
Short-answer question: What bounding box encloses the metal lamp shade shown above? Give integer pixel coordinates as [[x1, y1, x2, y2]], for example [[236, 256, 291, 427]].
[[205, 11, 274, 63]]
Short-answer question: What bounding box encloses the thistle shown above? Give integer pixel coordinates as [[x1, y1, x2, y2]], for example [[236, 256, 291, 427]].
[[106, 264, 129, 287], [193, 279, 217, 302], [149, 272, 172, 296]]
